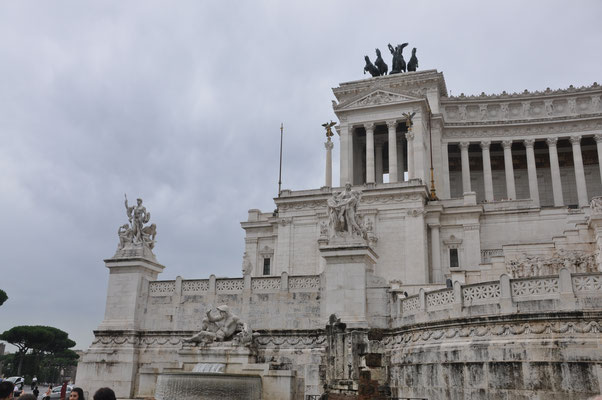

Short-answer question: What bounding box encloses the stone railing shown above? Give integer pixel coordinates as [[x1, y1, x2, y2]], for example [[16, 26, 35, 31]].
[[394, 269, 602, 325], [148, 273, 321, 297]]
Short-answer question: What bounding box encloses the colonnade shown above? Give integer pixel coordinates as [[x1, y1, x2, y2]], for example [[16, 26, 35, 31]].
[[450, 135, 602, 208], [356, 120, 414, 184]]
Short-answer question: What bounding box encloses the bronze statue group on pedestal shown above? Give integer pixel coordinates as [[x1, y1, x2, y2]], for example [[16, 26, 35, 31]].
[[364, 42, 418, 77]]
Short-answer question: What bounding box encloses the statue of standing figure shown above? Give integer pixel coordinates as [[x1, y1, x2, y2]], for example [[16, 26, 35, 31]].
[[116, 194, 157, 252], [327, 183, 366, 239], [388, 43, 409, 74]]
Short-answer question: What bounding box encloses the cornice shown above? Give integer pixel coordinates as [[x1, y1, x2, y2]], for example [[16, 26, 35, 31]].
[[332, 69, 447, 103], [442, 82, 601, 102], [442, 116, 602, 141]]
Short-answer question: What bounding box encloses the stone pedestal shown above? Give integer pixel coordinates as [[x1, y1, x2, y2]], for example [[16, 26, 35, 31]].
[[99, 248, 165, 331], [319, 241, 378, 327], [76, 249, 165, 399]]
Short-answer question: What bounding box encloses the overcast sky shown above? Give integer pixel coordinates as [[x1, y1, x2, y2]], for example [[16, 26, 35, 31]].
[[0, 0, 601, 353]]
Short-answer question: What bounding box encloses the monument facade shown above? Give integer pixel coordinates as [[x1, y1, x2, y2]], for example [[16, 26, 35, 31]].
[[76, 69, 602, 399]]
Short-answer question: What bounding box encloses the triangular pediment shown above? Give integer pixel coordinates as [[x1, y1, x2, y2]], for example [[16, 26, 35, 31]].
[[337, 89, 422, 110]]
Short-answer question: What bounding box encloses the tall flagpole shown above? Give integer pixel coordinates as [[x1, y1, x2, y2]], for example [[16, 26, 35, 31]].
[[278, 123, 283, 197]]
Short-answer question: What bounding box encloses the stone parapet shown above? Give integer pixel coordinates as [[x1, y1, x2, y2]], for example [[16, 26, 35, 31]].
[[148, 273, 320, 297], [391, 269, 602, 327]]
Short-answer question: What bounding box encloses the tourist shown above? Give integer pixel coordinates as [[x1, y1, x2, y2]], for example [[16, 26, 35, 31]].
[[0, 381, 15, 400], [59, 382, 68, 400], [42, 385, 52, 400], [68, 388, 84, 400], [32, 387, 38, 399], [92, 388, 115, 400]]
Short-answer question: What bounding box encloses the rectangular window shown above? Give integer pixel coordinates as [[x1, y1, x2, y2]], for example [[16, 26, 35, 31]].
[[450, 248, 459, 268], [263, 258, 271, 275]]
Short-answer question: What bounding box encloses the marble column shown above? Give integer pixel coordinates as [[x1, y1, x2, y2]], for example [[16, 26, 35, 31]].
[[502, 140, 516, 199], [570, 135, 588, 207], [406, 130, 415, 180], [441, 142, 450, 199], [430, 224, 442, 283], [523, 139, 540, 206], [546, 137, 564, 207], [480, 141, 494, 202], [325, 139, 334, 187], [459, 141, 471, 193], [365, 123, 375, 184], [595, 134, 602, 187], [397, 137, 404, 181], [375, 140, 383, 184], [386, 120, 398, 183], [339, 124, 350, 186]]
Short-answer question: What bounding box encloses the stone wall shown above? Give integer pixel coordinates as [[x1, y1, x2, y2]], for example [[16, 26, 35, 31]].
[[386, 270, 602, 399], [142, 274, 322, 331]]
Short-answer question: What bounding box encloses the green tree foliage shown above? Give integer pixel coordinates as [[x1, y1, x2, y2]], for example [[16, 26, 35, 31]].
[[0, 325, 76, 375], [0, 289, 7, 306]]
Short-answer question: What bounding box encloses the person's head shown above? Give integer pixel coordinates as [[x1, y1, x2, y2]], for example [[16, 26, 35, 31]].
[[69, 388, 84, 400], [136, 198, 142, 205], [93, 388, 115, 400], [0, 381, 15, 400], [17, 395, 36, 400]]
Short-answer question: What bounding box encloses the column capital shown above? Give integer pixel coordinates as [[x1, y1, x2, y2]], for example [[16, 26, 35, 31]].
[[364, 122, 375, 131], [502, 140, 513, 149], [325, 140, 334, 150], [523, 139, 535, 148], [595, 134, 602, 143], [459, 141, 470, 150], [405, 131, 414, 141], [570, 135, 582, 145], [385, 120, 397, 129], [546, 137, 558, 147], [479, 141, 491, 150]]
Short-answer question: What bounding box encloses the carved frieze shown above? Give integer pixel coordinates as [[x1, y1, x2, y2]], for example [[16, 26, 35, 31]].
[[255, 334, 326, 349], [442, 119, 602, 140], [383, 319, 602, 348], [507, 250, 599, 278]]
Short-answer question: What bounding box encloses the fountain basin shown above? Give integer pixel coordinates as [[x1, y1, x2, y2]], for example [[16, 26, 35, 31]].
[[154, 372, 261, 400]]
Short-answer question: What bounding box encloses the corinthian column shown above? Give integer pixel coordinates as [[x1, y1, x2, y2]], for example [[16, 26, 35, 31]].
[[406, 130, 415, 179], [523, 139, 540, 206], [570, 135, 588, 207], [365, 123, 375, 184], [325, 139, 334, 187], [546, 137, 564, 207], [459, 141, 471, 193], [595, 134, 602, 187], [386, 120, 398, 183], [502, 140, 516, 199], [480, 141, 493, 201], [375, 140, 383, 184]]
